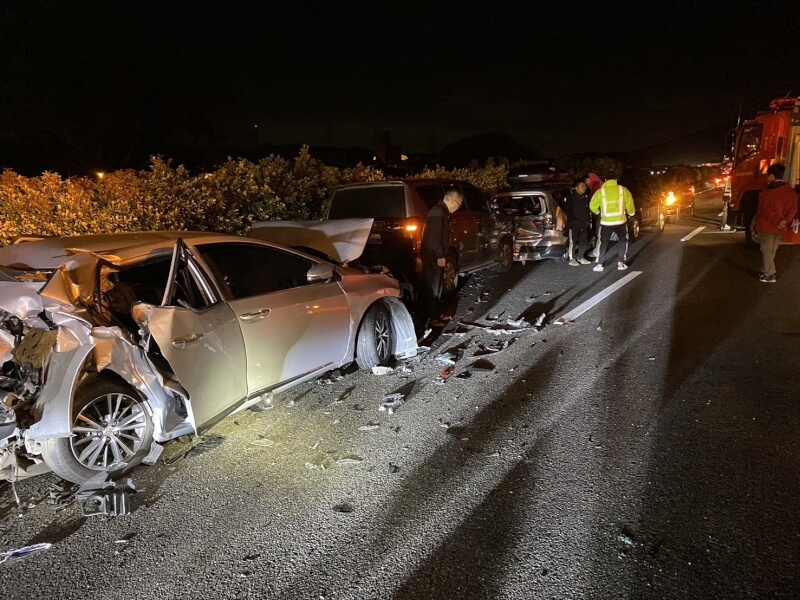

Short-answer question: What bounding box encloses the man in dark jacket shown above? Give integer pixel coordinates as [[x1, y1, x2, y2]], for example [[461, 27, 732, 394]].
[[420, 189, 463, 324], [756, 163, 798, 282], [565, 179, 593, 265]]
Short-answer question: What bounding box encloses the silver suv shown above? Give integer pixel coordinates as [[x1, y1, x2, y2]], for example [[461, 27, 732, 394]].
[[489, 183, 570, 265]]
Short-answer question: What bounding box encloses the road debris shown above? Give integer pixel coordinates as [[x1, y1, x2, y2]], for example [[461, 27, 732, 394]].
[[332, 502, 354, 513], [474, 338, 515, 356], [75, 473, 136, 517], [175, 434, 227, 462], [467, 358, 496, 373], [534, 313, 546, 328], [316, 370, 344, 385], [371, 366, 393, 375], [1, 542, 52, 565], [379, 393, 405, 414], [335, 455, 364, 465], [388, 463, 401, 473], [250, 437, 275, 447], [358, 423, 380, 431]]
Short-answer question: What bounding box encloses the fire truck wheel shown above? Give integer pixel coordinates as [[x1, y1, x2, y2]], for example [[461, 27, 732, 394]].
[[745, 213, 759, 249]]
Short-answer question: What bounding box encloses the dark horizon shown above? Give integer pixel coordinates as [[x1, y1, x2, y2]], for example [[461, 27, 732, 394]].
[[2, 1, 799, 175]]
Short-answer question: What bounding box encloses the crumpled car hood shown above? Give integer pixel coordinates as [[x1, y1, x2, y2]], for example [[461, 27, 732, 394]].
[[248, 218, 374, 264]]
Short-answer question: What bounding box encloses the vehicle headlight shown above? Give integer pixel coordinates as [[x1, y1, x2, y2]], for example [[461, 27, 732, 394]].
[[664, 191, 677, 206]]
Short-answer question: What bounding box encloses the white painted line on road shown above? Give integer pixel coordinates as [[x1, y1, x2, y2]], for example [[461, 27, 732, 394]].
[[681, 226, 706, 242], [554, 271, 642, 324]]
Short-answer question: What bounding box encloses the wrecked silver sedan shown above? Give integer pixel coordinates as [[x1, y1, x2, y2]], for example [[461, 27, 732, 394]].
[[0, 229, 416, 483]]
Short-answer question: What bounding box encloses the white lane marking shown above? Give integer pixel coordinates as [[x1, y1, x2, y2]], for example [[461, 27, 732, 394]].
[[681, 226, 706, 242], [554, 271, 643, 324]]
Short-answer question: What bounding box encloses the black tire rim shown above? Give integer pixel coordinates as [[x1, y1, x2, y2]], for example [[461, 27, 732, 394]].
[[71, 392, 148, 471], [443, 259, 457, 295], [499, 242, 512, 267], [373, 308, 392, 362]]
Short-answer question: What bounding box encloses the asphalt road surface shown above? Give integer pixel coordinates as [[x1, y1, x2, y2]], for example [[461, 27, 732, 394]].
[[2, 189, 799, 599]]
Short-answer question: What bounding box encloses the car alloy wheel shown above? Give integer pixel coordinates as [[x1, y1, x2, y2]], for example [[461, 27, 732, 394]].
[[442, 252, 459, 297], [71, 391, 150, 471], [498, 238, 513, 272], [356, 302, 395, 369], [41, 377, 154, 483]]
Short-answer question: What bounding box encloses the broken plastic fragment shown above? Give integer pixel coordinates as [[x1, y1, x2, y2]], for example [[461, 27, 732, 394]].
[[358, 423, 380, 431], [379, 393, 405, 414], [75, 474, 136, 517], [467, 359, 495, 373], [371, 366, 393, 375], [250, 438, 275, 447], [534, 313, 546, 328], [336, 455, 363, 465], [0, 542, 52, 564]]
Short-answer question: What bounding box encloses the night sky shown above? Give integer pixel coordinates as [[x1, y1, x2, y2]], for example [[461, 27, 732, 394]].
[[2, 0, 800, 174]]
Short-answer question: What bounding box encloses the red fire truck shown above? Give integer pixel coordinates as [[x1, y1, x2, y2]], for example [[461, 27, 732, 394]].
[[726, 97, 800, 247]]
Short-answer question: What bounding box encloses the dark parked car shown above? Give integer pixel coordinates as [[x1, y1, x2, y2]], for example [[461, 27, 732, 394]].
[[619, 170, 668, 238], [325, 179, 514, 298]]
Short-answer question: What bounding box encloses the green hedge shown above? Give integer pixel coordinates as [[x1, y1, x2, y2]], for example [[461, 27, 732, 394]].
[[0, 146, 624, 246]]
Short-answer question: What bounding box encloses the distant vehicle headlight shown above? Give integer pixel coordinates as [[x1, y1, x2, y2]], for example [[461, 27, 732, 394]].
[[664, 191, 677, 206]]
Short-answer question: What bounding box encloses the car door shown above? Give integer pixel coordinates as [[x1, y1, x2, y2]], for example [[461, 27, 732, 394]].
[[194, 241, 351, 397], [460, 184, 498, 263], [135, 241, 248, 430]]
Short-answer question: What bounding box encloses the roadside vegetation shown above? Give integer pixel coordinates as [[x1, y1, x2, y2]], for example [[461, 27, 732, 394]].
[[0, 146, 714, 246]]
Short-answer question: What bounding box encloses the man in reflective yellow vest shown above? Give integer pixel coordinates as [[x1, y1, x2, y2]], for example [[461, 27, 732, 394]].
[[589, 179, 636, 272]]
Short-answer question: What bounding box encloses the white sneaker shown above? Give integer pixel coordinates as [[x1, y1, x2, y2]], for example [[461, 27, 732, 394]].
[[568, 259, 580, 266], [587, 251, 597, 258], [593, 263, 604, 272], [617, 262, 628, 270], [577, 258, 592, 265]]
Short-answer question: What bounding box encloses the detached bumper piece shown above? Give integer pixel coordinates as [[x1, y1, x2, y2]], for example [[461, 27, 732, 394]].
[[75, 472, 136, 517]]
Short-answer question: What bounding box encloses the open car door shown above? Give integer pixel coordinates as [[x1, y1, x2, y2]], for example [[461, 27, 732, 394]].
[[133, 240, 248, 430]]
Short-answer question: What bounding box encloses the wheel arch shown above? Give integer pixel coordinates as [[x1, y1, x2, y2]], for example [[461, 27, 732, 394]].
[[355, 297, 416, 363]]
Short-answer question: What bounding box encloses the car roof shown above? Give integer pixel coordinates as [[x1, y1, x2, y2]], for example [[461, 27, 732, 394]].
[[0, 231, 245, 270], [336, 178, 470, 190]]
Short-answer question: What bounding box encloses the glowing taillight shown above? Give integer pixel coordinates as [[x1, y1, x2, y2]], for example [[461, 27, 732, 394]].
[[405, 224, 418, 232]]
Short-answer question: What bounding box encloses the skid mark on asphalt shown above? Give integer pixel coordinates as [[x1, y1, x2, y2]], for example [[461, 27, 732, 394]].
[[554, 271, 643, 324]]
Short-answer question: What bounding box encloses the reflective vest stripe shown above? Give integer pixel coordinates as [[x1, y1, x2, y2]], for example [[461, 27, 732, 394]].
[[600, 187, 625, 217]]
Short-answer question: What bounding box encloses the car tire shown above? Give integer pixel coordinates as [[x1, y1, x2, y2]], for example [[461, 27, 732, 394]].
[[656, 211, 666, 233], [356, 301, 394, 369], [442, 251, 459, 298], [497, 237, 513, 272], [628, 216, 641, 241], [745, 213, 759, 250], [41, 376, 153, 484]]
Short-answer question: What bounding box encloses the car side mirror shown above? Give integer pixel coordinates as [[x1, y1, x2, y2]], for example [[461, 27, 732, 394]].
[[307, 263, 333, 283]]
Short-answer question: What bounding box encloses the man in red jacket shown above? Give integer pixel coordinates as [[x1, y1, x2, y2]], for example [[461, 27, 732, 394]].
[[756, 163, 798, 282]]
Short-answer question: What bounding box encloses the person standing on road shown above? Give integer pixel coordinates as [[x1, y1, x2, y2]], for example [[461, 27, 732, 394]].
[[756, 163, 798, 283], [420, 189, 463, 324], [584, 172, 604, 258], [565, 179, 593, 266], [589, 179, 636, 272]]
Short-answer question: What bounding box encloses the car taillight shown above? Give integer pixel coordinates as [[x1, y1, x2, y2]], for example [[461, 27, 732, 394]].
[[530, 215, 555, 229], [401, 219, 423, 237]]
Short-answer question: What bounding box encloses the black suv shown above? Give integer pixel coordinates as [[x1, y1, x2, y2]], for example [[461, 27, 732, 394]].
[[325, 179, 514, 298]]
